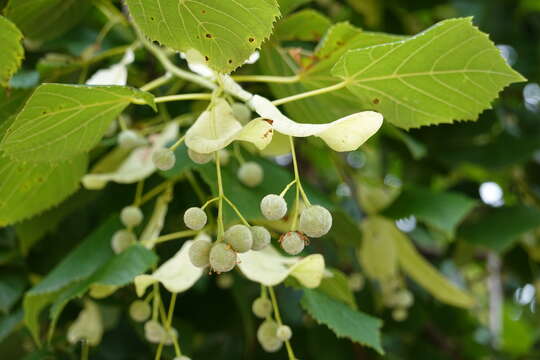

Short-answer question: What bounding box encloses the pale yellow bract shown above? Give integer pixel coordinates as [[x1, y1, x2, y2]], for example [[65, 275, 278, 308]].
[[237, 245, 325, 288], [134, 240, 204, 296], [249, 95, 384, 152], [185, 98, 272, 154]]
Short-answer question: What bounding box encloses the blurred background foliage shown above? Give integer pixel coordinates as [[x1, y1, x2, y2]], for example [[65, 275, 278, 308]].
[[1, 0, 540, 359]]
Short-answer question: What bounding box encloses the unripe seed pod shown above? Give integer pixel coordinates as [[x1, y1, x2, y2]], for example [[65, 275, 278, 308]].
[[392, 308, 408, 322], [224, 224, 253, 253], [111, 229, 136, 254], [257, 320, 283, 352], [393, 289, 414, 308], [250, 226, 271, 250], [129, 300, 151, 322], [189, 239, 212, 268], [152, 148, 176, 171], [348, 272, 365, 292], [183, 207, 207, 230], [188, 148, 212, 164], [209, 243, 237, 273], [276, 325, 292, 341], [121, 206, 143, 227], [144, 320, 166, 343], [252, 297, 273, 318], [231, 102, 252, 124], [260, 194, 287, 221], [299, 205, 332, 238], [237, 161, 263, 187], [118, 130, 145, 148], [280, 232, 305, 255]]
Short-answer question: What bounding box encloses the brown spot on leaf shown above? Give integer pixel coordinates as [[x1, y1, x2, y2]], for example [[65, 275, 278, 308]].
[[372, 98, 380, 105], [263, 118, 274, 125], [204, 56, 209, 61], [206, 33, 212, 38], [248, 37, 255, 43]]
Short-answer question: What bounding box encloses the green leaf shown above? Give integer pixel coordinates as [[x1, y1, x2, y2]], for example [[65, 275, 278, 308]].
[[301, 289, 383, 354], [48, 245, 157, 335], [382, 124, 427, 159], [317, 269, 357, 309], [382, 186, 477, 238], [501, 303, 535, 355], [260, 23, 404, 124], [15, 190, 98, 255], [0, 15, 24, 87], [0, 153, 88, 226], [332, 18, 526, 129], [4, 0, 91, 41], [0, 273, 26, 314], [23, 216, 121, 344], [274, 9, 331, 41], [394, 225, 475, 308], [359, 216, 399, 280], [0, 88, 31, 140], [277, 0, 311, 15], [0, 308, 23, 343], [1, 84, 155, 162], [328, 210, 362, 246], [126, 0, 280, 73], [460, 205, 540, 252]]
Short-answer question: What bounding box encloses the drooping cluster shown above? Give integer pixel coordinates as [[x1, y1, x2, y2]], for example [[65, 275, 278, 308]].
[[251, 296, 293, 352], [185, 212, 272, 273], [382, 279, 414, 321], [111, 205, 144, 254], [259, 194, 332, 255]]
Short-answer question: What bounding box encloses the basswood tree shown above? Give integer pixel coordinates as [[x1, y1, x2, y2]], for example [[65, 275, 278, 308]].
[[1, 0, 539, 359]]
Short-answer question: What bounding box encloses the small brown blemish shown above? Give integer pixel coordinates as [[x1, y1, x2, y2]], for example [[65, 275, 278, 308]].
[[372, 98, 380, 105], [201, 9, 206, 14], [336, 41, 344, 46], [248, 37, 255, 43], [263, 118, 273, 125], [204, 56, 209, 61], [228, 59, 232, 64], [150, 16, 155, 21], [263, 129, 273, 138], [205, 33, 212, 38]]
